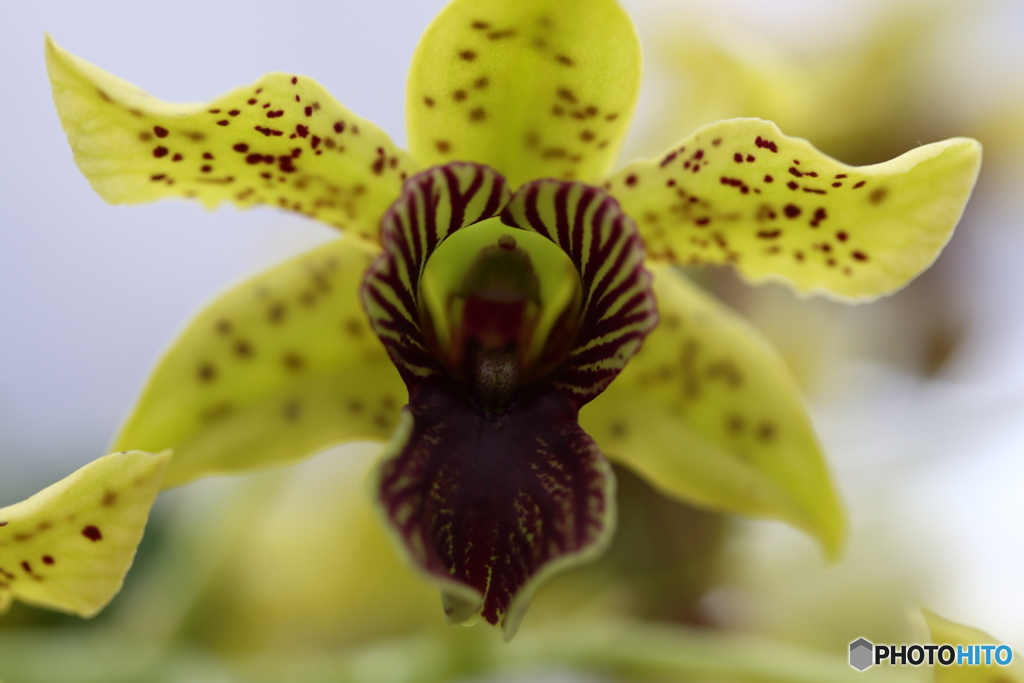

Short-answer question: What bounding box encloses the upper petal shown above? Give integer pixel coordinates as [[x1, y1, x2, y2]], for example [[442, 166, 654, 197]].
[[580, 265, 844, 558], [0, 450, 169, 617], [606, 118, 981, 301], [46, 35, 419, 241], [405, 0, 641, 187], [112, 236, 405, 489]]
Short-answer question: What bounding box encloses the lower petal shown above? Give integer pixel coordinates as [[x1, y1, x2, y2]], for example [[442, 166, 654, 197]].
[[580, 265, 844, 558], [0, 450, 170, 617], [113, 235, 405, 489], [373, 380, 615, 639]]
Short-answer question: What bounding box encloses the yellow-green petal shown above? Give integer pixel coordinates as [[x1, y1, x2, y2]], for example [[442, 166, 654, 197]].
[[46, 35, 419, 241], [580, 265, 844, 557], [111, 236, 406, 489], [607, 118, 981, 301], [923, 609, 1024, 682], [0, 450, 170, 617], [406, 0, 641, 188]]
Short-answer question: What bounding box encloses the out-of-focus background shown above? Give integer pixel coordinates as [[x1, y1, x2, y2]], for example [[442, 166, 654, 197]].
[[1, 0, 1022, 679]]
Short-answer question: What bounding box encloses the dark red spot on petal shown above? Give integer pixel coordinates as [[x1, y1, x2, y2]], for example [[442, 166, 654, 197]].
[[153, 146, 168, 158], [810, 207, 827, 227], [82, 526, 102, 541], [755, 136, 778, 153]]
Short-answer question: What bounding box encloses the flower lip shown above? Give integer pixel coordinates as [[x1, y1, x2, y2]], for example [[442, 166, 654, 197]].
[[362, 161, 657, 634]]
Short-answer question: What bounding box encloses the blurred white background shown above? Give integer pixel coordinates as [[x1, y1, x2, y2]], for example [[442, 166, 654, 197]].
[[1, 0, 1021, 655]]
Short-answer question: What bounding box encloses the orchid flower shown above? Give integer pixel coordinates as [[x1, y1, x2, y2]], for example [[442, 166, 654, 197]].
[[2, 0, 980, 638]]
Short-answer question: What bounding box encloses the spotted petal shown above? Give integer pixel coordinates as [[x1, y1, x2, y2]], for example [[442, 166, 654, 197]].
[[364, 166, 654, 638], [0, 450, 170, 617], [45, 36, 418, 241], [581, 265, 844, 557], [406, 0, 641, 188], [606, 118, 981, 300], [113, 235, 404, 489]]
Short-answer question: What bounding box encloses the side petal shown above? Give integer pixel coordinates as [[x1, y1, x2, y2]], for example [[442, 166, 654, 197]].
[[580, 265, 844, 557], [923, 609, 1024, 682], [0, 450, 170, 617], [112, 236, 405, 489], [373, 381, 614, 640], [501, 179, 658, 404], [362, 163, 512, 384], [606, 118, 981, 301], [45, 36, 418, 241], [406, 0, 641, 188]]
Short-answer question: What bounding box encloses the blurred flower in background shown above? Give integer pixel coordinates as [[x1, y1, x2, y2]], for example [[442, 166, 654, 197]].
[[0, 0, 1020, 680]]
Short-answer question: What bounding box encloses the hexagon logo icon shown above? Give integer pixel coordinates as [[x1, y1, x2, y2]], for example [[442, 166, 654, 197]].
[[850, 638, 874, 671]]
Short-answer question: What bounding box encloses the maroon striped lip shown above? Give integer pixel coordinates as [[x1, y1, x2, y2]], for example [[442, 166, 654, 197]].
[[360, 162, 657, 636]]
